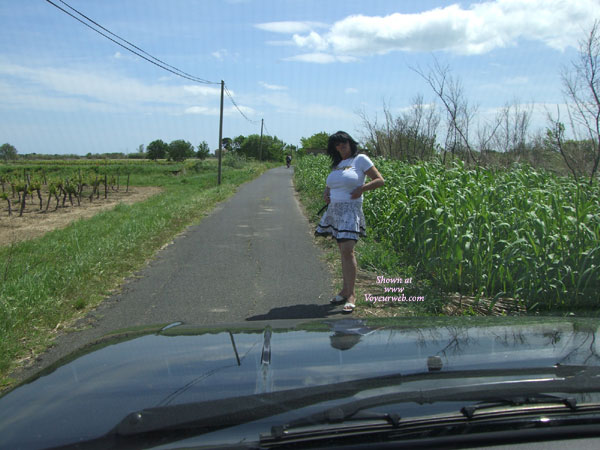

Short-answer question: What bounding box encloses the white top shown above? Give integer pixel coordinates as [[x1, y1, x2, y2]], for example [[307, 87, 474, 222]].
[[326, 154, 374, 202]]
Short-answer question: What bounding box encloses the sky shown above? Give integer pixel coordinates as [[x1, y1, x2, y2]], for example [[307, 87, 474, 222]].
[[0, 0, 598, 155]]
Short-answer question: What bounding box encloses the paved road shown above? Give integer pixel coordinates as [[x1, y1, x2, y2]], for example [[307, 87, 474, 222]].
[[16, 166, 341, 381]]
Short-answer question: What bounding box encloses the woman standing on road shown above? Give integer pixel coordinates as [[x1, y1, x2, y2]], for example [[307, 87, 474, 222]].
[[315, 131, 385, 313]]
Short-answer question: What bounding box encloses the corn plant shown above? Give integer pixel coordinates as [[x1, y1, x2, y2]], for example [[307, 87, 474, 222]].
[[296, 155, 600, 311]]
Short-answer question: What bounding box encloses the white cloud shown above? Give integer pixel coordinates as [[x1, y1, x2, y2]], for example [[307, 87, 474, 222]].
[[253, 89, 354, 120], [0, 60, 222, 115], [284, 53, 358, 64], [345, 88, 359, 94], [183, 85, 222, 96], [228, 104, 256, 117], [113, 51, 140, 63], [185, 105, 256, 117], [292, 31, 329, 52], [263, 0, 599, 63], [259, 81, 288, 91], [255, 21, 328, 34], [264, 40, 297, 47], [256, 91, 298, 113], [212, 50, 226, 60], [211, 49, 240, 61], [184, 106, 218, 115]]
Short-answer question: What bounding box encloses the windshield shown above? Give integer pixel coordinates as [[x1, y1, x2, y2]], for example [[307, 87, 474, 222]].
[[1, 1, 600, 449]]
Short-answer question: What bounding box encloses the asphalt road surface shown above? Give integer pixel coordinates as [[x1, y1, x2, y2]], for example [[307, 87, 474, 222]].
[[15, 166, 342, 381]]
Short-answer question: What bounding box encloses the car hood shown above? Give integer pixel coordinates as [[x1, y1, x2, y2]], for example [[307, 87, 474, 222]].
[[1, 316, 600, 448]]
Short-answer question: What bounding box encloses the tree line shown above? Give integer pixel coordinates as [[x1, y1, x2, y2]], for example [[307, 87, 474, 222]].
[[145, 139, 210, 161], [2, 133, 297, 164]]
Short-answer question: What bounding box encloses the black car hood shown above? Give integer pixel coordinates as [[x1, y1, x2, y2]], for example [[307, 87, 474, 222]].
[[1, 316, 600, 449]]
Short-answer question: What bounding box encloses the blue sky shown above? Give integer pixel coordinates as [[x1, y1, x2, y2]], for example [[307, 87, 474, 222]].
[[0, 0, 598, 155]]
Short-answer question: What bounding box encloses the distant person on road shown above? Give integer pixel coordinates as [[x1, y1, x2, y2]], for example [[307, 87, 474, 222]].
[[286, 154, 292, 168], [315, 131, 385, 313]]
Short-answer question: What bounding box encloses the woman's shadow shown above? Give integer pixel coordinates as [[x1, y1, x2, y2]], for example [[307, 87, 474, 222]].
[[246, 301, 344, 321]]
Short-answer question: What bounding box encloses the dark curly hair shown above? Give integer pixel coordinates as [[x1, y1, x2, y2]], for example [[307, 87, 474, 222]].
[[327, 131, 359, 168]]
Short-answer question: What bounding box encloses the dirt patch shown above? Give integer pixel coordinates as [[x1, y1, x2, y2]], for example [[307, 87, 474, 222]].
[[0, 187, 162, 245]]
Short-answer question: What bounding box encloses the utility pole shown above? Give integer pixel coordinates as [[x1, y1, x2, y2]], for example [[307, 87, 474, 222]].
[[259, 118, 264, 161], [217, 80, 224, 185]]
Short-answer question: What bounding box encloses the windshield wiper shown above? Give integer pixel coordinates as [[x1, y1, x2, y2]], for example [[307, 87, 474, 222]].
[[62, 365, 599, 449], [269, 393, 579, 440], [113, 366, 592, 435], [460, 393, 577, 419], [265, 365, 600, 440]]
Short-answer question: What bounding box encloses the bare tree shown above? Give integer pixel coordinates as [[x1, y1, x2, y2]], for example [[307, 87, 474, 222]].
[[358, 95, 440, 162], [412, 59, 483, 166], [487, 100, 534, 167], [550, 20, 600, 184], [495, 100, 533, 156], [546, 107, 597, 182], [406, 94, 441, 161]]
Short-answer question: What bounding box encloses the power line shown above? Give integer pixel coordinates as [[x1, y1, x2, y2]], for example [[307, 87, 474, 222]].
[[46, 0, 219, 85], [47, 0, 267, 134], [224, 84, 261, 124], [262, 121, 272, 137]]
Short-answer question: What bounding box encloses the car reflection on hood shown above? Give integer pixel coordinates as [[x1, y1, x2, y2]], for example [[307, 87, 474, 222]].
[[1, 316, 600, 449]]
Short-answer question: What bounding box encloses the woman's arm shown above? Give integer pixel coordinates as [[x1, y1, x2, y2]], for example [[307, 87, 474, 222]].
[[323, 186, 331, 204], [350, 166, 384, 199]]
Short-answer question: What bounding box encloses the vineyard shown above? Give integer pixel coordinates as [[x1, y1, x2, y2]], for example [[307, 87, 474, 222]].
[[0, 162, 165, 245], [294, 154, 600, 313], [0, 159, 210, 230], [0, 169, 132, 217]]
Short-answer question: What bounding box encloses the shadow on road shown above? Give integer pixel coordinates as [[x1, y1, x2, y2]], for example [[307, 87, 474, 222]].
[[246, 303, 344, 321]]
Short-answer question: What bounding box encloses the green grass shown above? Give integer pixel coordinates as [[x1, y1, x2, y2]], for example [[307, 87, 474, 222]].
[[294, 154, 600, 314], [0, 158, 276, 389]]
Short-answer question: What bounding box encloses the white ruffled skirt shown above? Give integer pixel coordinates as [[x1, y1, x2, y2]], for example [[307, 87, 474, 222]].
[[315, 201, 367, 240]]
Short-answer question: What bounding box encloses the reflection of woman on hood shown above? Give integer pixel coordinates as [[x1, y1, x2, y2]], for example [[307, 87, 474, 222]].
[[327, 319, 376, 351], [330, 333, 362, 351]]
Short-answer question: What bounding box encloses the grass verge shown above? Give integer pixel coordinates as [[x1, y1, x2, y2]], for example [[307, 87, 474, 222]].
[[0, 160, 276, 389]]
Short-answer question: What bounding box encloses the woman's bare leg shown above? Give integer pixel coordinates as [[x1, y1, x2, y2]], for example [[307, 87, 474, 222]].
[[338, 240, 357, 302]]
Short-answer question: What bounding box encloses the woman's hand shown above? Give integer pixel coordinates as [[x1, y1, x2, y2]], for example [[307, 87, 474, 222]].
[[352, 166, 385, 200], [350, 185, 364, 199]]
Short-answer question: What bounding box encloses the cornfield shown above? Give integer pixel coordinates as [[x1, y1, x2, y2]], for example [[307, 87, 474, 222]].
[[295, 154, 600, 311]]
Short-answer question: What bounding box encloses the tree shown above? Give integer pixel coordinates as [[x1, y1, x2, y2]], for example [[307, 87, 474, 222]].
[[483, 100, 533, 167], [239, 134, 285, 161], [128, 144, 146, 159], [146, 139, 169, 160], [300, 132, 329, 150], [413, 60, 481, 165], [0, 143, 18, 161], [412, 59, 509, 167], [223, 135, 245, 153], [549, 20, 600, 184], [359, 95, 440, 162], [221, 137, 232, 151], [197, 141, 210, 160], [168, 140, 195, 162], [233, 135, 245, 152]]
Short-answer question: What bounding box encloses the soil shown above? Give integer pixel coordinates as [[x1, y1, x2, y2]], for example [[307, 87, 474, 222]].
[[0, 187, 162, 245]]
